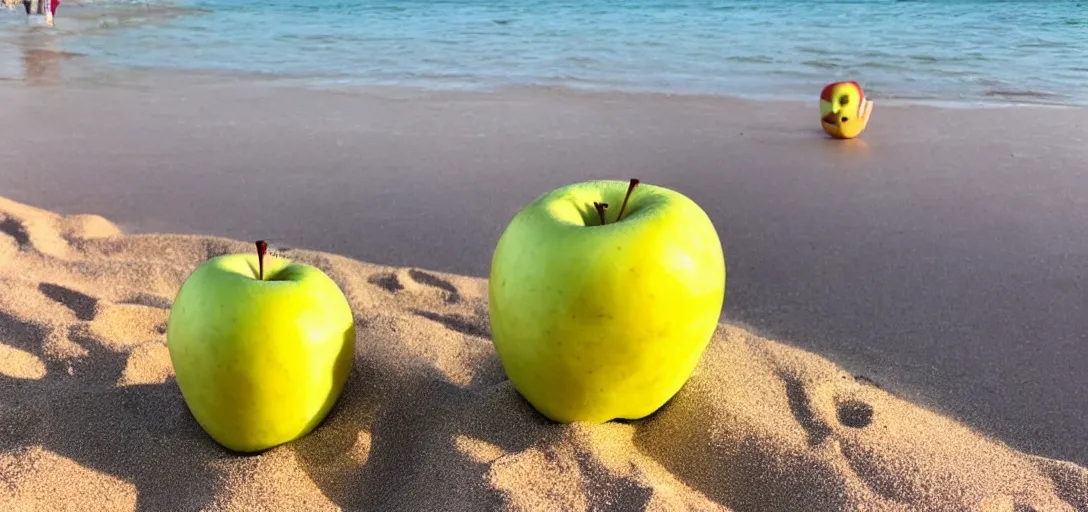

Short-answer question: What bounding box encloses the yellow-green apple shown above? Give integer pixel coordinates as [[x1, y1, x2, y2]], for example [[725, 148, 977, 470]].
[[166, 241, 355, 452], [489, 179, 726, 423]]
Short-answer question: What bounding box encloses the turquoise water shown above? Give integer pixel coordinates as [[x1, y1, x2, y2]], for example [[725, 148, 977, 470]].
[[20, 0, 1088, 104]]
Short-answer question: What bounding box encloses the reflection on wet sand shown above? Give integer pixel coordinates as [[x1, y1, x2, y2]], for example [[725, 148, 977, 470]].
[[22, 45, 77, 86]]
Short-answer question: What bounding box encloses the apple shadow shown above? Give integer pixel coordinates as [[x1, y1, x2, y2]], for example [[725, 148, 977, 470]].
[[290, 298, 667, 511], [622, 327, 856, 511], [572, 447, 655, 510], [627, 331, 1086, 512], [290, 355, 533, 510], [820, 136, 870, 151], [0, 309, 231, 511], [629, 367, 852, 512]]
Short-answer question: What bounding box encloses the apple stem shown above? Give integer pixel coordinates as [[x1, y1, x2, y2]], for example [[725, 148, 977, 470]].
[[615, 178, 640, 222], [256, 240, 268, 280], [593, 202, 609, 226]]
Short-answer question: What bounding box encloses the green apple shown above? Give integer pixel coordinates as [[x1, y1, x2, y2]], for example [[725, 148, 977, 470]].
[[489, 179, 726, 423], [166, 241, 355, 452]]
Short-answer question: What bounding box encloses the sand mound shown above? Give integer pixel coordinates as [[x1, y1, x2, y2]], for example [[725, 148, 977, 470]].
[[0, 197, 1084, 511]]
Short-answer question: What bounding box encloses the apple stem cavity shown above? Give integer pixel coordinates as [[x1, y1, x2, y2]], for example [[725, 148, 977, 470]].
[[615, 178, 640, 222], [256, 240, 268, 280], [593, 202, 609, 226]]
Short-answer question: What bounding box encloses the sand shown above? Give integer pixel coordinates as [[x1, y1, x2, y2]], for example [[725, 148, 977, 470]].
[[1, 197, 1086, 511], [3, 71, 1088, 467]]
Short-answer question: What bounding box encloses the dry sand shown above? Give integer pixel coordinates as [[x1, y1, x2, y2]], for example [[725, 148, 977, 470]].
[[1, 197, 1086, 511]]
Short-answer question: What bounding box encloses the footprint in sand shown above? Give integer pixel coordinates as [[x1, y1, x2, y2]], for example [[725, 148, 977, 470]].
[[411, 309, 491, 339], [0, 200, 120, 262], [119, 292, 173, 310], [38, 282, 98, 321], [368, 267, 491, 339], [367, 268, 462, 304], [0, 216, 31, 249], [628, 329, 1087, 512], [406, 269, 462, 304], [35, 281, 173, 385], [367, 271, 405, 292], [0, 216, 29, 267], [835, 399, 874, 429], [0, 211, 71, 259], [361, 266, 498, 387]]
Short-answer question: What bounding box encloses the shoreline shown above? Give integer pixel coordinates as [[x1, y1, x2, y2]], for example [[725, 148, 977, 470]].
[[44, 63, 1088, 110], [4, 46, 1087, 112], [3, 3, 1087, 110]]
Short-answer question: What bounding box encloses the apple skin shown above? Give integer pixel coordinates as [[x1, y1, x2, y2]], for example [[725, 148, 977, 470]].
[[166, 252, 355, 453], [489, 180, 726, 423], [819, 81, 874, 139]]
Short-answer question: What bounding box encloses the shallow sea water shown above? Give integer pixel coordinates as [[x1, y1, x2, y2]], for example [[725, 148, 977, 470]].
[[4, 0, 1088, 104]]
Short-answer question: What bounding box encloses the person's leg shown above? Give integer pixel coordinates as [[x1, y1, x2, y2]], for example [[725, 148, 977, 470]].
[[23, 0, 30, 15]]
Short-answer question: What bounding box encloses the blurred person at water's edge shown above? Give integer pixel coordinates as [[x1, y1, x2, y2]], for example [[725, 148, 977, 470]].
[[43, 0, 59, 26], [16, 0, 60, 25], [47, 0, 57, 25]]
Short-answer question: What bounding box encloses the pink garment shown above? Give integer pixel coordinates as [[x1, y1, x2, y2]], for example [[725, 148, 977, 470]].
[[49, 0, 59, 16]]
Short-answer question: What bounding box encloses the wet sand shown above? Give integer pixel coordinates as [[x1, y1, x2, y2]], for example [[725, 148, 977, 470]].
[[1, 55, 1087, 474]]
